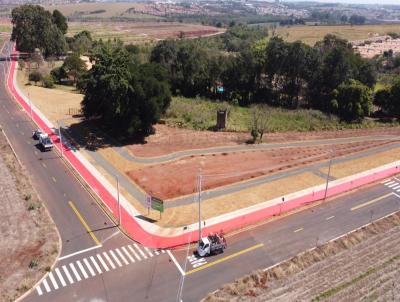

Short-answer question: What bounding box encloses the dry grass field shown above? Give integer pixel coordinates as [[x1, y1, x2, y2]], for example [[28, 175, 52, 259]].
[[275, 24, 400, 45], [0, 130, 59, 302], [45, 2, 159, 20], [67, 21, 224, 44], [205, 213, 400, 302]]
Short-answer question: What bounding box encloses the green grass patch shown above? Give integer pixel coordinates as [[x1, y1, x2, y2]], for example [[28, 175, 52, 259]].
[[312, 254, 400, 301], [0, 24, 11, 32], [164, 96, 396, 133]]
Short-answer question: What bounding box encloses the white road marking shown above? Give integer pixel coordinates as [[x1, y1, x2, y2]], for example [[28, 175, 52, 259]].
[[122, 246, 135, 263], [69, 263, 82, 281], [392, 185, 400, 190], [48, 272, 59, 290], [62, 265, 74, 284], [101, 230, 119, 244], [144, 247, 154, 257], [59, 245, 102, 261], [115, 248, 129, 265], [42, 279, 51, 293], [97, 254, 110, 272], [326, 215, 335, 220], [168, 250, 185, 276], [109, 250, 123, 267], [153, 250, 160, 255], [55, 268, 66, 287], [83, 258, 96, 277], [90, 256, 102, 274], [294, 228, 304, 233], [382, 179, 393, 184], [161, 250, 166, 254], [36, 285, 43, 296], [385, 180, 395, 186], [134, 243, 147, 259], [388, 182, 399, 188], [76, 260, 89, 279], [187, 254, 207, 268], [128, 245, 141, 261], [397, 189, 400, 192], [103, 252, 116, 269]]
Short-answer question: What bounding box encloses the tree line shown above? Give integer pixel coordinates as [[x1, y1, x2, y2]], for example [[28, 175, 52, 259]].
[[150, 34, 377, 121]]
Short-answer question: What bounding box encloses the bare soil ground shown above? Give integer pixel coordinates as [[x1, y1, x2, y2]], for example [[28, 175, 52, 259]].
[[0, 130, 59, 302], [204, 212, 400, 302], [128, 124, 400, 157], [128, 140, 395, 200]]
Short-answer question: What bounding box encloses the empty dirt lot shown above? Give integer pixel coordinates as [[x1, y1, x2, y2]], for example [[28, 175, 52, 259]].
[[0, 130, 59, 302], [205, 212, 400, 302], [128, 140, 396, 200]]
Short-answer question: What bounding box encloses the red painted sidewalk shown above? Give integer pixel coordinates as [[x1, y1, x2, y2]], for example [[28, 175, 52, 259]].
[[7, 49, 400, 248]]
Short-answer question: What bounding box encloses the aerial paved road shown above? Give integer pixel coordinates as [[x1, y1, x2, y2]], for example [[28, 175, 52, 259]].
[[1, 39, 400, 302]]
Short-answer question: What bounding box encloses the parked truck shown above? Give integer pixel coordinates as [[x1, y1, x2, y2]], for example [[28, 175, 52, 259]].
[[197, 232, 227, 257]]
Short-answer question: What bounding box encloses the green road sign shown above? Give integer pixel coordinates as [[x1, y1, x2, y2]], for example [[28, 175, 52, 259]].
[[151, 196, 164, 213]]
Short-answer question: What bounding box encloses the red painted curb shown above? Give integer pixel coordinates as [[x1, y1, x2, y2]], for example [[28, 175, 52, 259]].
[[8, 50, 400, 248]]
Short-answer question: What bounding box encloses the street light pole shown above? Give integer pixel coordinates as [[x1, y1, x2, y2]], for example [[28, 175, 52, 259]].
[[59, 123, 63, 158], [324, 150, 333, 201], [116, 175, 121, 226], [198, 168, 203, 242], [28, 92, 33, 121]]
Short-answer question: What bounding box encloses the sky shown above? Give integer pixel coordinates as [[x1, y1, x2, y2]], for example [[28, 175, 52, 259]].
[[286, 0, 400, 4]]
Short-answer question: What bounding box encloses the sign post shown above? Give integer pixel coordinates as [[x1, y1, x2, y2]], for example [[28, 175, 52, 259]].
[[151, 196, 164, 219], [146, 195, 152, 215]]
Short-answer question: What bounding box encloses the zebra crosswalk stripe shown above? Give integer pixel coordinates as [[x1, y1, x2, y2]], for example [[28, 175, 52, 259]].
[[153, 250, 160, 255], [97, 253, 110, 271], [62, 265, 74, 284], [128, 245, 141, 261], [103, 252, 116, 269], [36, 285, 43, 296], [42, 278, 51, 293], [55, 268, 66, 287], [134, 243, 147, 259], [116, 248, 129, 265], [90, 256, 102, 274], [48, 272, 59, 290], [385, 181, 395, 186], [392, 185, 400, 190], [76, 260, 89, 279], [109, 250, 123, 267], [144, 247, 154, 257], [83, 258, 96, 277], [388, 182, 399, 188], [122, 246, 135, 263], [69, 263, 82, 281]]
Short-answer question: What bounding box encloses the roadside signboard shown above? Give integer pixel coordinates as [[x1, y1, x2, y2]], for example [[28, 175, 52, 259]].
[[151, 196, 164, 213]]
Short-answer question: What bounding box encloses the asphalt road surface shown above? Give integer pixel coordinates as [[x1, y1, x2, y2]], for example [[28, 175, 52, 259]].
[[1, 40, 400, 302]]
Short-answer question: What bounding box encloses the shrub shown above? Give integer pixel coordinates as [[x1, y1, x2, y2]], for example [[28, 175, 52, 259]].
[[50, 66, 67, 84], [29, 258, 38, 269], [42, 75, 55, 88], [28, 71, 43, 85]]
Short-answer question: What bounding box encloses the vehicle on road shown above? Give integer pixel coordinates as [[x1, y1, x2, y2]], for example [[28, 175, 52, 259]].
[[32, 129, 44, 140], [38, 133, 53, 151], [197, 232, 227, 257]]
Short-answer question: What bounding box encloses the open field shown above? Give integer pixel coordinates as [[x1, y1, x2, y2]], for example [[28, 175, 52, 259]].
[[67, 21, 224, 44], [275, 24, 400, 45], [0, 130, 59, 302], [205, 212, 400, 301], [45, 2, 160, 20]]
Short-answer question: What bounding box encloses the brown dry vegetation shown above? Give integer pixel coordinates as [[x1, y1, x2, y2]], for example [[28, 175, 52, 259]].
[[0, 129, 59, 302], [204, 213, 400, 302]]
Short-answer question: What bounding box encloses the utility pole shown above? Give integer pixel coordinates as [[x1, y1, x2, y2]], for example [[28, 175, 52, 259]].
[[324, 150, 333, 201], [198, 168, 203, 242], [115, 174, 121, 226], [59, 123, 63, 158]]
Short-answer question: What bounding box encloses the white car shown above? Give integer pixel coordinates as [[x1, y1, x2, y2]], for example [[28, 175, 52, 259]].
[[32, 129, 44, 140], [38, 133, 53, 151]]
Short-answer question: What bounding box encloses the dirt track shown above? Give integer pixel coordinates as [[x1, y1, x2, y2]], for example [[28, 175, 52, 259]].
[[204, 213, 400, 302], [128, 140, 395, 200], [128, 125, 400, 158], [0, 130, 59, 302]]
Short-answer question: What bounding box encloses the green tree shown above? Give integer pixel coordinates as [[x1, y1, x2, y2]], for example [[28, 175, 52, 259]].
[[29, 71, 43, 85], [336, 80, 372, 121], [70, 31, 92, 54], [81, 42, 171, 136], [62, 54, 86, 84], [52, 9, 68, 35], [50, 66, 67, 84], [11, 5, 66, 57]]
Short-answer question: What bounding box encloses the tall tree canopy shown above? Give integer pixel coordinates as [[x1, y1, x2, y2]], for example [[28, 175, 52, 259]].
[[81, 42, 171, 136], [52, 9, 68, 35], [11, 5, 66, 56]]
